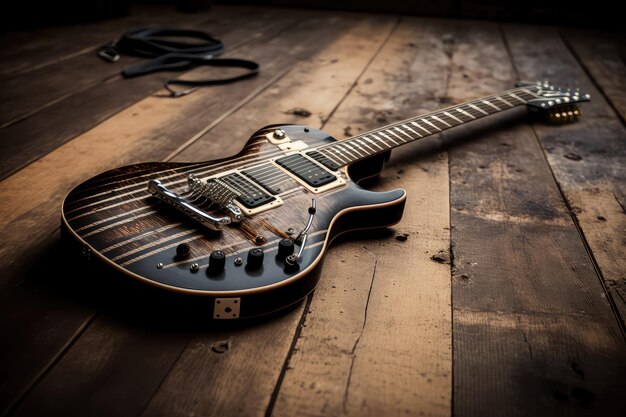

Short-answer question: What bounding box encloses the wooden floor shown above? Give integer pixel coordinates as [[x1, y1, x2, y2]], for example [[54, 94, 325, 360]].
[[1, 4, 625, 417]]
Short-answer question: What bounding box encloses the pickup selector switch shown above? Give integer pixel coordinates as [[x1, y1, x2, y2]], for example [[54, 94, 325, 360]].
[[246, 248, 264, 270], [208, 250, 226, 274], [277, 238, 294, 258]]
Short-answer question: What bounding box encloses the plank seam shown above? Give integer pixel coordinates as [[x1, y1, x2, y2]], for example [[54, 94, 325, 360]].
[[0, 312, 99, 417], [264, 18, 401, 416], [163, 64, 296, 161], [137, 338, 193, 417], [320, 17, 402, 131], [559, 30, 626, 128], [501, 25, 626, 341], [0, 13, 301, 181], [264, 294, 314, 417], [342, 258, 377, 414], [530, 132, 626, 340]]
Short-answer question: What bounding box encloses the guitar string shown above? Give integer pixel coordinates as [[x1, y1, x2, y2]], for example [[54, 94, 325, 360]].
[[73, 93, 528, 223], [236, 90, 537, 182], [69, 86, 541, 205], [69, 88, 541, 221], [235, 94, 525, 180], [75, 87, 537, 203]]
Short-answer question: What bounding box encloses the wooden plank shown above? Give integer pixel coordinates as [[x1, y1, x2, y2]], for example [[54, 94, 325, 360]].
[[0, 5, 282, 128], [0, 4, 182, 77], [270, 17, 452, 417], [139, 310, 306, 417], [505, 24, 626, 328], [0, 11, 355, 416], [3, 13, 397, 417], [562, 30, 626, 123], [447, 21, 626, 416], [0, 6, 298, 180], [8, 315, 189, 417]]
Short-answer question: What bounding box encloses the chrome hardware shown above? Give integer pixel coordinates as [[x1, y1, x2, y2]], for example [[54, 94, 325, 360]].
[[286, 199, 317, 267], [157, 262, 164, 269], [190, 263, 199, 271], [525, 80, 591, 110], [273, 129, 286, 139], [234, 257, 243, 266], [187, 174, 244, 222], [266, 128, 290, 144], [148, 179, 232, 231]]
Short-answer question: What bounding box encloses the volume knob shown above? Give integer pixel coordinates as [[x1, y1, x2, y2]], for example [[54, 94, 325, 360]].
[[208, 250, 226, 274], [246, 248, 264, 270], [277, 238, 294, 258]]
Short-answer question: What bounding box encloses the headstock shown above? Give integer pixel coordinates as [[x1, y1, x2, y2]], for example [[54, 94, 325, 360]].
[[517, 80, 591, 124]]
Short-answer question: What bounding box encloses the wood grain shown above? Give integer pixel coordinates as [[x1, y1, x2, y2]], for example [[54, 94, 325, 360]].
[[0, 4, 183, 77], [270, 17, 453, 417], [562, 30, 626, 123], [447, 21, 626, 416], [504, 24, 626, 328], [9, 315, 189, 417]]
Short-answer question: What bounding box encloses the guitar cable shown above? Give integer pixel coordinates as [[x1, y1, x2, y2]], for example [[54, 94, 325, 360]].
[[98, 28, 260, 97]]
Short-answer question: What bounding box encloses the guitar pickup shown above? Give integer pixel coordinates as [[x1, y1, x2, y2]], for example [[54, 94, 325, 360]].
[[272, 153, 346, 194]]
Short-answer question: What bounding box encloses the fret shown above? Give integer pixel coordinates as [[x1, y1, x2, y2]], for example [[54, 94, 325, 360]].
[[520, 88, 537, 98], [395, 126, 413, 140], [443, 111, 463, 124], [482, 100, 500, 111], [508, 92, 526, 103], [356, 139, 377, 153], [350, 140, 372, 156], [341, 142, 366, 158], [370, 133, 392, 148], [495, 96, 513, 107], [334, 143, 360, 160], [431, 115, 451, 127], [324, 146, 351, 164], [456, 107, 475, 119], [411, 121, 432, 134], [387, 129, 408, 143], [468, 103, 489, 115], [402, 124, 422, 138], [316, 87, 536, 169], [378, 132, 400, 146], [362, 136, 386, 151], [422, 118, 442, 132], [315, 149, 341, 166]]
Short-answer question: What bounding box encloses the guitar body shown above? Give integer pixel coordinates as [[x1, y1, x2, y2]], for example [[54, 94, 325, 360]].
[[62, 125, 407, 319]]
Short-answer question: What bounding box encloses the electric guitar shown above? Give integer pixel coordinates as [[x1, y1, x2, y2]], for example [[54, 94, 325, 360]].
[[61, 81, 589, 319]]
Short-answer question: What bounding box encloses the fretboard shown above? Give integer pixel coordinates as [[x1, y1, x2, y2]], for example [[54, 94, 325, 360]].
[[307, 86, 541, 168]]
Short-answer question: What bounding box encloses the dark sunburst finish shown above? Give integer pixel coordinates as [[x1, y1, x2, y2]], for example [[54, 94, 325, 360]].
[[62, 125, 406, 319]]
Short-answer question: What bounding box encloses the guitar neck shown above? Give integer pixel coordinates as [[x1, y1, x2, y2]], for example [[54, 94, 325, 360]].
[[310, 86, 541, 167]]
